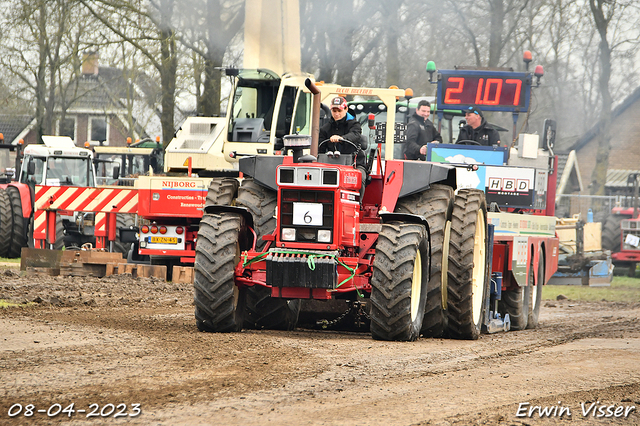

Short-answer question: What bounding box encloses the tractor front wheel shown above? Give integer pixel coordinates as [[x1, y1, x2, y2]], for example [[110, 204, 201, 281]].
[[194, 213, 249, 332], [396, 184, 453, 337], [0, 189, 12, 257], [446, 189, 489, 340], [370, 222, 429, 341], [7, 186, 27, 258]]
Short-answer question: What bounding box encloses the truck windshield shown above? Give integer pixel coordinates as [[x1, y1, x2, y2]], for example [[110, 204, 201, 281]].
[[45, 157, 94, 186], [96, 153, 148, 185]]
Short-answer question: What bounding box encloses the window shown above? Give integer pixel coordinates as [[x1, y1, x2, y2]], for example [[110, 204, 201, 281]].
[[59, 117, 76, 140], [90, 117, 108, 145]]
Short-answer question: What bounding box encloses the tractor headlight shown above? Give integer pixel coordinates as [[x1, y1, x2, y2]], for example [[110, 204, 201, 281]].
[[282, 228, 296, 241], [317, 230, 331, 243]]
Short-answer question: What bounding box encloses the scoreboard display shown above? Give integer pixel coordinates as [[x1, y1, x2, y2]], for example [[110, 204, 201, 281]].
[[437, 70, 532, 113]]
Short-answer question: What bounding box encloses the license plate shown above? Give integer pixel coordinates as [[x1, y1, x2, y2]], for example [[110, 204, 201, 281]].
[[149, 236, 178, 244]]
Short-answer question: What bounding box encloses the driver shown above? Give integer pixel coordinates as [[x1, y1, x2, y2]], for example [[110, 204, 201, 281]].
[[319, 96, 366, 199], [457, 106, 501, 146]]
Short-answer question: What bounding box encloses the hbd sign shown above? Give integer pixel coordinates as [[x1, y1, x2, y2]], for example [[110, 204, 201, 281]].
[[485, 166, 535, 208], [488, 177, 530, 192]]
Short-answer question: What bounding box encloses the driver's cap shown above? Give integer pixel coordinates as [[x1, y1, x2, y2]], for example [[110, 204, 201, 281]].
[[330, 96, 347, 110]]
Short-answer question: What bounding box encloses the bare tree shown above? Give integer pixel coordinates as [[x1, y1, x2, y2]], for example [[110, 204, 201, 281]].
[[178, 0, 244, 116], [300, 0, 380, 86], [0, 0, 92, 142], [80, 0, 180, 147], [588, 0, 639, 195]]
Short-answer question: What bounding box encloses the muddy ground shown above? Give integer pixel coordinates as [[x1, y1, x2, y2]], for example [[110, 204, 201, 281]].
[[1, 265, 639, 425]]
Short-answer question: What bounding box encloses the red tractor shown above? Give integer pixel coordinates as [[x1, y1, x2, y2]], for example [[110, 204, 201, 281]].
[[602, 173, 640, 276], [193, 81, 489, 341]]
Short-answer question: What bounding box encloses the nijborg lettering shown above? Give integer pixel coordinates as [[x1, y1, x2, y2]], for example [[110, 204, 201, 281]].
[[162, 181, 197, 189]]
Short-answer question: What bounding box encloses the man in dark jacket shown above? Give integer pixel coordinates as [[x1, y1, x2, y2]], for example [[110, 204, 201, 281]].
[[404, 100, 443, 161], [457, 106, 501, 146], [319, 96, 366, 199]]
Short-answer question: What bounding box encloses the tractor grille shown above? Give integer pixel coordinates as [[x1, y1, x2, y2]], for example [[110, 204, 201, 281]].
[[266, 249, 338, 289], [280, 189, 334, 243]]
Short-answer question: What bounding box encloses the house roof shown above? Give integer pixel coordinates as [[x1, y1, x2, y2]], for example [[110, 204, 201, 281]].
[[569, 85, 640, 152], [62, 68, 130, 112], [606, 169, 640, 188], [0, 114, 35, 144], [555, 150, 584, 203]]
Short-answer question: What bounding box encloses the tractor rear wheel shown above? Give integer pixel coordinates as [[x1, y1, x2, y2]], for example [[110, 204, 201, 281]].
[[205, 177, 239, 207], [446, 189, 489, 340], [0, 189, 12, 258], [194, 213, 249, 332], [370, 222, 429, 341], [527, 246, 545, 329], [244, 287, 301, 330], [601, 214, 623, 253], [396, 184, 453, 337], [113, 214, 135, 254], [7, 186, 28, 258], [235, 178, 277, 250]]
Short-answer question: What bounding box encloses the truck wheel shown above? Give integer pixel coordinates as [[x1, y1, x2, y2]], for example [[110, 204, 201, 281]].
[[7, 186, 27, 258], [244, 287, 300, 330], [446, 188, 489, 340], [235, 178, 276, 250], [205, 177, 239, 207], [601, 214, 623, 253], [0, 189, 12, 258], [194, 213, 249, 332], [527, 247, 544, 329], [396, 184, 453, 337], [113, 214, 135, 254], [370, 222, 429, 341], [500, 284, 529, 330]]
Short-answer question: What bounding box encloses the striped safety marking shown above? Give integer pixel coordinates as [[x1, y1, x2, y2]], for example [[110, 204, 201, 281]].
[[33, 186, 138, 242]]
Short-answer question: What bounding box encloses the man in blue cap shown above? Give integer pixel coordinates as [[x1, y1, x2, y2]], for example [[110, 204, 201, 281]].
[[457, 106, 501, 146]]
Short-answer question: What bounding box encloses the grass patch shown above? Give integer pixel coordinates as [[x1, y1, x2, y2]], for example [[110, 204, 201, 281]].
[[0, 299, 34, 309], [0, 257, 20, 264], [543, 276, 640, 303]]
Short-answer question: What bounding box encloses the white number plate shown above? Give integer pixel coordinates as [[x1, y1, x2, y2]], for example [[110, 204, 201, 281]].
[[293, 202, 323, 226]]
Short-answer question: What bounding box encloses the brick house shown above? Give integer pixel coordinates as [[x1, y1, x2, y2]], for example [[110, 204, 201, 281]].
[[0, 53, 160, 147], [569, 86, 640, 198]]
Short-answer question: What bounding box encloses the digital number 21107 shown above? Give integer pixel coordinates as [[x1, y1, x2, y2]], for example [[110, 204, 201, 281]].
[[444, 77, 522, 106]]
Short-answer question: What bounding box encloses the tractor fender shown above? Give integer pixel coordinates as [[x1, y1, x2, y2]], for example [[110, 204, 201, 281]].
[[378, 211, 432, 279], [378, 212, 431, 235], [239, 156, 285, 191], [203, 205, 255, 231], [8, 182, 33, 218]]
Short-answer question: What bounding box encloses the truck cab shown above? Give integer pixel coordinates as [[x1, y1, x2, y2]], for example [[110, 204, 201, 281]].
[[19, 136, 96, 187], [163, 69, 314, 176]]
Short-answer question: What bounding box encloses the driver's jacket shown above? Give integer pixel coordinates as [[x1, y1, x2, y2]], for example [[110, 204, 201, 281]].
[[457, 119, 501, 146], [319, 114, 365, 168]]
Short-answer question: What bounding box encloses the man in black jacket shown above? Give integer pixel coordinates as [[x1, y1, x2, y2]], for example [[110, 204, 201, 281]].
[[457, 106, 501, 146], [404, 100, 443, 161], [319, 96, 365, 199]]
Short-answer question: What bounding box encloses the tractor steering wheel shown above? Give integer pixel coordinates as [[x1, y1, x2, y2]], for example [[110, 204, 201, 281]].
[[455, 139, 482, 146], [318, 137, 361, 153]]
